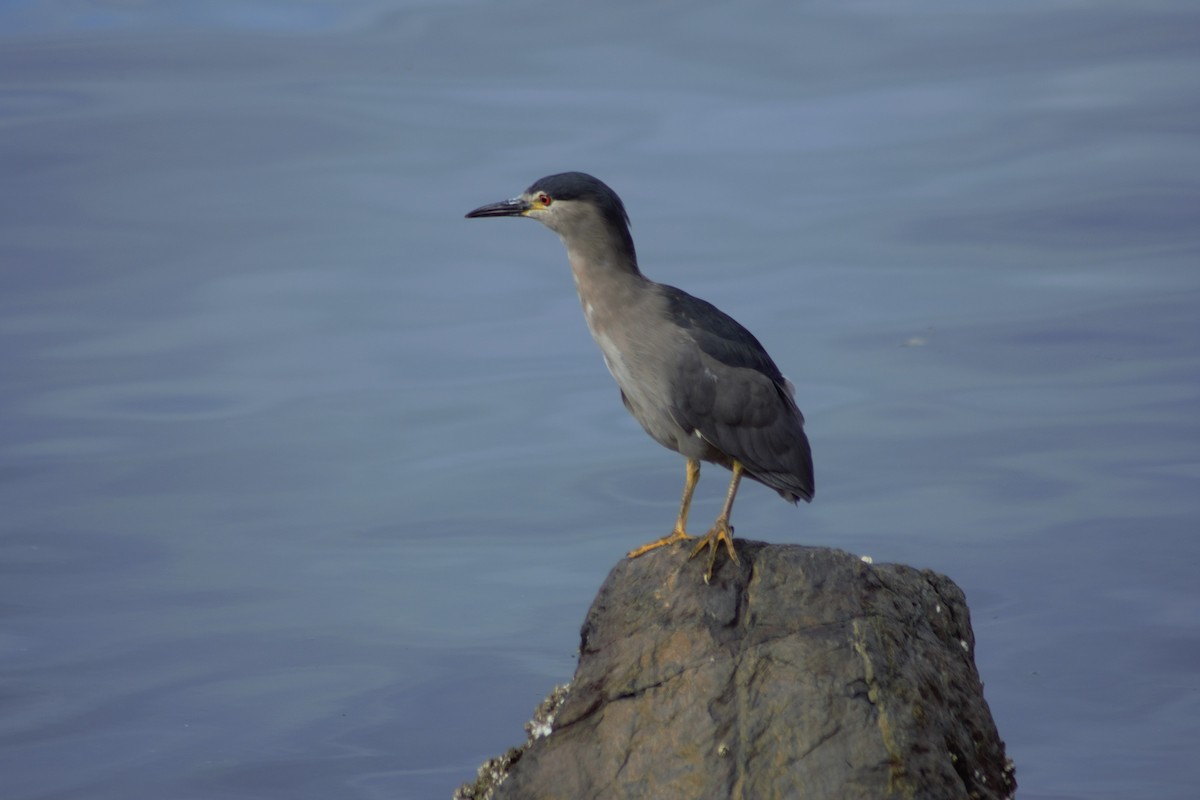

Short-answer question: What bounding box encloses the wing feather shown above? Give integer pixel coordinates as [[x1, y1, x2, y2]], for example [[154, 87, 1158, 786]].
[[659, 285, 814, 501]]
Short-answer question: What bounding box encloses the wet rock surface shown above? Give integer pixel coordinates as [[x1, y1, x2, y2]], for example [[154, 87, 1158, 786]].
[[460, 542, 1014, 800]]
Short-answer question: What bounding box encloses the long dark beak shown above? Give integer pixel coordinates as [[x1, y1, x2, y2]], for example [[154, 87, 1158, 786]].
[[465, 197, 529, 219]]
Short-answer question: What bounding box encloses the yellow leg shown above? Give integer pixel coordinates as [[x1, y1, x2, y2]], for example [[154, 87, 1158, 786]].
[[627, 458, 701, 558], [690, 460, 744, 582]]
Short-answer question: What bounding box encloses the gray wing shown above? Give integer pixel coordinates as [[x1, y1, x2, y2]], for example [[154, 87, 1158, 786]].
[[659, 285, 814, 502]]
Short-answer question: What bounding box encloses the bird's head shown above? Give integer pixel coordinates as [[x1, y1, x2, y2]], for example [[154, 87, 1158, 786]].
[[466, 171, 637, 264]]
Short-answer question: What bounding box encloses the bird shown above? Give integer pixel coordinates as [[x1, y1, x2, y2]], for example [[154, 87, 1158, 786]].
[[466, 172, 813, 581]]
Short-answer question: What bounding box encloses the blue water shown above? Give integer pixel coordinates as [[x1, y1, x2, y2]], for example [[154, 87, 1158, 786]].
[[2, 2, 1198, 798]]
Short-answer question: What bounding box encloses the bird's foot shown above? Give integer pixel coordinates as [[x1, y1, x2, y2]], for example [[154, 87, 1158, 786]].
[[689, 518, 739, 583], [627, 528, 694, 559]]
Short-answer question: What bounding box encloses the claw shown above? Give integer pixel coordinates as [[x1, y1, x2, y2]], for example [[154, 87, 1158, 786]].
[[628, 527, 694, 559], [689, 519, 738, 582]]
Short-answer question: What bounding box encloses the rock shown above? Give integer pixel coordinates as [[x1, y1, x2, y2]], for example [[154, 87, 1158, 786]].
[[460, 542, 1015, 800], [453, 685, 570, 800]]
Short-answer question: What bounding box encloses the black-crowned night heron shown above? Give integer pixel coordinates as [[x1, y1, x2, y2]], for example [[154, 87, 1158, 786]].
[[466, 172, 814, 581]]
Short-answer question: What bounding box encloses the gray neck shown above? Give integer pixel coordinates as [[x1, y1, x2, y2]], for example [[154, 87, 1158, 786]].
[[563, 237, 652, 338]]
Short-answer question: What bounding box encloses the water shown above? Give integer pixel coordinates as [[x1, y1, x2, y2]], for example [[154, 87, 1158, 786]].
[[2, 2, 1198, 798]]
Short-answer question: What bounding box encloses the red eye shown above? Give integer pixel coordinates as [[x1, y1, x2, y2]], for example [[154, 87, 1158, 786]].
[[538, 193, 552, 206]]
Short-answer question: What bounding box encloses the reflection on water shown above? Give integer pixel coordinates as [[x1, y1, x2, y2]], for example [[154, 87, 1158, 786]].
[[2, 3, 1198, 799]]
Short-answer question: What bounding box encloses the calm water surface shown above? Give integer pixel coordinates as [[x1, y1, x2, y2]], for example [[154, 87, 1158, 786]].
[[2, 2, 1198, 798]]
